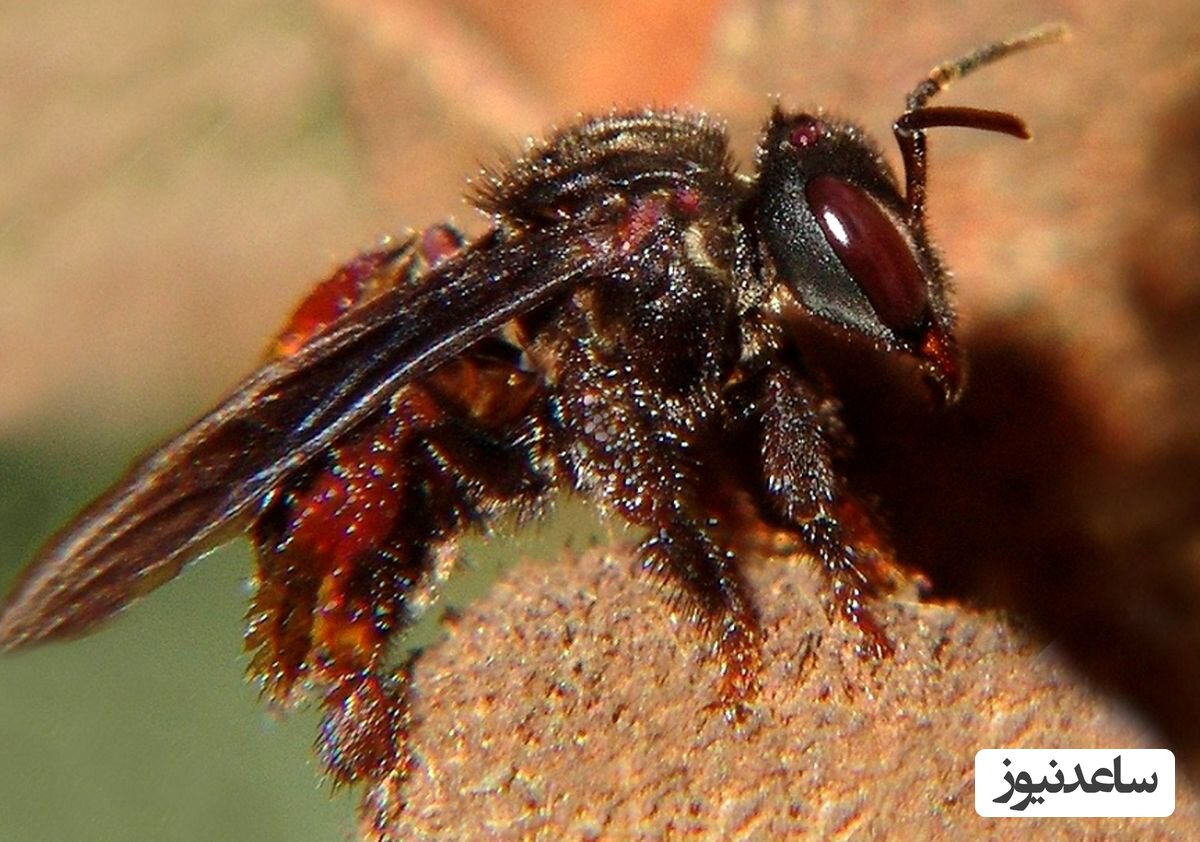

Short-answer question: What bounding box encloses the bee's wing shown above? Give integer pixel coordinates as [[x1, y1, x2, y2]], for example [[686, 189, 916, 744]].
[[0, 227, 598, 649]]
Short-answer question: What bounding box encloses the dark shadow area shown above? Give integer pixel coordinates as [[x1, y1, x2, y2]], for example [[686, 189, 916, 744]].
[[837, 326, 1200, 762], [804, 83, 1200, 770]]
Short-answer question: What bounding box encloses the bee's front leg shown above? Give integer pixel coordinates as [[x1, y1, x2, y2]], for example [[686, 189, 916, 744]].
[[754, 366, 902, 658]]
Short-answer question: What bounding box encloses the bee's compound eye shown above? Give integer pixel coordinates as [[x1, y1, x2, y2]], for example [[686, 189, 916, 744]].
[[804, 175, 929, 335]]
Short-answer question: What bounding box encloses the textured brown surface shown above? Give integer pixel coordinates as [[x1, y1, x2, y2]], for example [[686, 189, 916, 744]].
[[395, 547, 1197, 839]]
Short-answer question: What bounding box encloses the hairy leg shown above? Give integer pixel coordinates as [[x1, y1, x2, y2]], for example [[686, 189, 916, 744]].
[[548, 338, 761, 716], [247, 227, 550, 839], [754, 367, 899, 657], [639, 517, 761, 716], [248, 368, 550, 837]]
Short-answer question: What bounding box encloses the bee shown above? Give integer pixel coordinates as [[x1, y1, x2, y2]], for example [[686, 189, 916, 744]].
[[0, 25, 1065, 838]]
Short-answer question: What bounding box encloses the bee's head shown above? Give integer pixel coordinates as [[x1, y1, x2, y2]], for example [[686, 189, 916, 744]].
[[754, 24, 1066, 404]]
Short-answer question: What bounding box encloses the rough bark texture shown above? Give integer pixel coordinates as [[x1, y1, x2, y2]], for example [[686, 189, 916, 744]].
[[391, 547, 1197, 839]]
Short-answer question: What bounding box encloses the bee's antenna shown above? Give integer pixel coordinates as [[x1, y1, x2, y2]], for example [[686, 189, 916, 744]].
[[894, 23, 1071, 222]]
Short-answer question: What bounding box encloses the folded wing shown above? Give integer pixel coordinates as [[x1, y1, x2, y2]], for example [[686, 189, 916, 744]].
[[0, 226, 598, 648]]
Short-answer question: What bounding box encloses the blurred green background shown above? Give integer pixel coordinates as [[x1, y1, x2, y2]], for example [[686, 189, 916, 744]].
[[0, 438, 359, 840]]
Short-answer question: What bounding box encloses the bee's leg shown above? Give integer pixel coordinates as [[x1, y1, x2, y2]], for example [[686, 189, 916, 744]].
[[246, 405, 428, 775], [754, 367, 897, 658], [549, 343, 761, 717], [313, 533, 444, 842], [638, 517, 761, 718], [248, 357, 549, 840]]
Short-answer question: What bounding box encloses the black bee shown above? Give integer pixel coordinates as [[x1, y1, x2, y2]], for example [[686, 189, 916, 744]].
[[0, 24, 1065, 839]]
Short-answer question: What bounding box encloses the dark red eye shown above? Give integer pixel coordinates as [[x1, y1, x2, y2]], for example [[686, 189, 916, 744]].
[[804, 175, 928, 335]]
